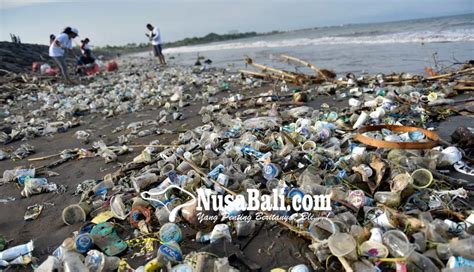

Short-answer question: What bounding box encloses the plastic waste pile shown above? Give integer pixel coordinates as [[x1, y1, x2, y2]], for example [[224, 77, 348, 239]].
[[0, 61, 241, 149], [1, 58, 473, 271]]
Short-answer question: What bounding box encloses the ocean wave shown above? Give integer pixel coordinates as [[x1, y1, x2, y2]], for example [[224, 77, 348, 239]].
[[164, 30, 474, 54]]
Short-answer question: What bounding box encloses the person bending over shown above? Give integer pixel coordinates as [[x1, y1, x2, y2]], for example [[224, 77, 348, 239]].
[[146, 23, 166, 65], [49, 26, 79, 83]]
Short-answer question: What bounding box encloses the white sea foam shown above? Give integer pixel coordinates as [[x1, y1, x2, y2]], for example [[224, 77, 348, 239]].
[[163, 30, 474, 54]]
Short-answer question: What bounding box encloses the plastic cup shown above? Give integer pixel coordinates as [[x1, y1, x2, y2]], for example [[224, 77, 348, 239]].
[[374, 191, 401, 208], [85, 249, 120, 272], [176, 161, 192, 173], [157, 241, 183, 263], [359, 240, 389, 258], [92, 179, 114, 195], [160, 164, 175, 177], [369, 228, 383, 243], [382, 230, 414, 257], [132, 150, 152, 164], [63, 251, 89, 272], [410, 169, 433, 189], [189, 150, 202, 164], [235, 221, 256, 237], [75, 233, 93, 254], [390, 173, 412, 193], [353, 112, 368, 129], [132, 197, 149, 208], [328, 233, 358, 260], [110, 194, 128, 220], [263, 163, 281, 181], [159, 223, 183, 243], [62, 202, 91, 225], [308, 217, 339, 242], [132, 173, 158, 192], [301, 140, 316, 153], [369, 107, 385, 119]]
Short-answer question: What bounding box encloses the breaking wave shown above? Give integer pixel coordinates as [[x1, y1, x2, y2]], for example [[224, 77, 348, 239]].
[[164, 30, 474, 54]]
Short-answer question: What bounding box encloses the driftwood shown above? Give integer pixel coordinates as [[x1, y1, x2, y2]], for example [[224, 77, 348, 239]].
[[238, 69, 282, 81], [244, 56, 299, 81], [238, 69, 267, 79], [453, 86, 474, 91], [456, 80, 474, 85], [280, 54, 336, 81], [243, 55, 333, 85], [425, 67, 474, 80]]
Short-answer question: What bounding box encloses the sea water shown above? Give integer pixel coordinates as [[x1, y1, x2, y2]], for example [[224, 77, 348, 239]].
[[139, 14, 474, 74]]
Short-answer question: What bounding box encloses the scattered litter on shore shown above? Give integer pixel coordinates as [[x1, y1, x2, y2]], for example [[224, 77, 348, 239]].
[[1, 53, 473, 271]]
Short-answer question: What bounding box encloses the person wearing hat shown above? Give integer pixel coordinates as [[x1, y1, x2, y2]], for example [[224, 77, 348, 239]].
[[80, 38, 91, 54], [76, 49, 96, 76], [49, 26, 79, 83], [146, 23, 166, 65], [49, 34, 56, 45]]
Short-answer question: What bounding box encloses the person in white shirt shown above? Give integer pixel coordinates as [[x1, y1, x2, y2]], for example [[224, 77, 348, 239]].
[[80, 38, 92, 54], [49, 27, 79, 83], [146, 23, 166, 65]]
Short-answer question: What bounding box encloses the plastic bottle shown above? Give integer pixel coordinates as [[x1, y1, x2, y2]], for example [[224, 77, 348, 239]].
[[407, 251, 440, 272], [437, 237, 474, 260], [2, 168, 35, 183], [0, 240, 34, 262], [21, 177, 57, 197]]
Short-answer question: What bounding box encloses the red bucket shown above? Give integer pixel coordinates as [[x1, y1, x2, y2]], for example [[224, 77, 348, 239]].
[[105, 60, 118, 72], [85, 63, 100, 75], [45, 67, 59, 76], [32, 62, 42, 73]]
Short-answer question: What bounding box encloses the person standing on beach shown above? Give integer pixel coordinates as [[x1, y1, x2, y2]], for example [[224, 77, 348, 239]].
[[49, 27, 79, 83], [146, 23, 166, 65]]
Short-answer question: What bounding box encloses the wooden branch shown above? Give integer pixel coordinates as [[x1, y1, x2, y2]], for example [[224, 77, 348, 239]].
[[238, 69, 267, 79], [281, 54, 333, 81], [453, 86, 474, 91], [456, 80, 474, 85], [238, 69, 287, 83], [244, 56, 298, 81], [425, 67, 474, 80]]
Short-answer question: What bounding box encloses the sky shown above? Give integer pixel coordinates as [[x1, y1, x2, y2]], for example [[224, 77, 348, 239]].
[[0, 0, 472, 46]]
